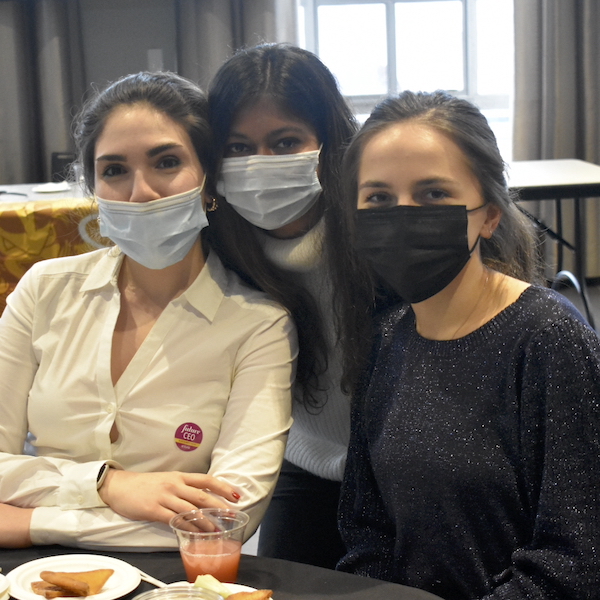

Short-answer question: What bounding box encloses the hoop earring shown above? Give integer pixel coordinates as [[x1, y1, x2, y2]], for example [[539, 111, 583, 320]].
[[206, 197, 218, 212]]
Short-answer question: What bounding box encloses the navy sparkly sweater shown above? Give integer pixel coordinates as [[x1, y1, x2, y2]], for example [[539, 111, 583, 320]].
[[338, 286, 600, 600]]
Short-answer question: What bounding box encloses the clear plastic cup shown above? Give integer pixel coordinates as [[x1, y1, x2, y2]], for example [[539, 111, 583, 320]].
[[133, 586, 223, 600], [170, 508, 249, 584]]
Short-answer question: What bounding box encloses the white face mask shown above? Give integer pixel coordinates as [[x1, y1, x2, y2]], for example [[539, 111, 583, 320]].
[[96, 185, 208, 270], [216, 148, 322, 230]]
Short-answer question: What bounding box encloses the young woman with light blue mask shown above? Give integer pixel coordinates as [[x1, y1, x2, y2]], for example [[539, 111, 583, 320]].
[[207, 43, 397, 569], [0, 72, 297, 549], [95, 178, 208, 270]]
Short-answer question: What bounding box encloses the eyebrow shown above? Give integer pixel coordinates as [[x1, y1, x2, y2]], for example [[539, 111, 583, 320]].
[[415, 177, 455, 187], [95, 143, 183, 163], [227, 126, 309, 140], [358, 180, 390, 190], [358, 177, 456, 191]]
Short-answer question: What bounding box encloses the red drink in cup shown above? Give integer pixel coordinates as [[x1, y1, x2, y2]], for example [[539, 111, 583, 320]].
[[170, 508, 249, 583], [180, 539, 242, 583]]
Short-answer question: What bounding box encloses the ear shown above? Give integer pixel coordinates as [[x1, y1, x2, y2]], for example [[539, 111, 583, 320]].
[[481, 203, 501, 239]]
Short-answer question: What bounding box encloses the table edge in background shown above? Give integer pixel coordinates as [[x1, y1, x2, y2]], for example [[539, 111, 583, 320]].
[[507, 158, 600, 329], [0, 547, 442, 600], [507, 159, 600, 198]]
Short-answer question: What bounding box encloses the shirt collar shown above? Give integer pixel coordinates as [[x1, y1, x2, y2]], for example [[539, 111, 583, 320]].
[[80, 247, 226, 323], [80, 247, 123, 292], [176, 250, 225, 321]]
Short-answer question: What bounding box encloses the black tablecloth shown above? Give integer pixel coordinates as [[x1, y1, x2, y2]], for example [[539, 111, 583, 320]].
[[0, 546, 441, 600]]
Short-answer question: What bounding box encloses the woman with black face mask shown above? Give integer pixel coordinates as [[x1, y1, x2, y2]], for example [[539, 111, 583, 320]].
[[337, 91, 600, 600]]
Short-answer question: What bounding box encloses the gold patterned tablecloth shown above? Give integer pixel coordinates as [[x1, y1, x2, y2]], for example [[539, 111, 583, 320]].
[[0, 195, 103, 313]]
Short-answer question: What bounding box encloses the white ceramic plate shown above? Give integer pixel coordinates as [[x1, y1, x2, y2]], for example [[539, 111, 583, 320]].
[[222, 585, 255, 595], [223, 583, 273, 600], [0, 574, 9, 600], [31, 182, 72, 193], [6, 554, 141, 600], [170, 582, 268, 598]]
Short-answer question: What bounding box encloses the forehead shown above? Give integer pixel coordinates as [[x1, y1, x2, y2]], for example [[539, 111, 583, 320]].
[[96, 103, 192, 152], [231, 96, 316, 134], [359, 120, 474, 178]]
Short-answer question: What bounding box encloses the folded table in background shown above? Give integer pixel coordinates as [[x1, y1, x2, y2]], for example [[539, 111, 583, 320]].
[[1, 546, 442, 600]]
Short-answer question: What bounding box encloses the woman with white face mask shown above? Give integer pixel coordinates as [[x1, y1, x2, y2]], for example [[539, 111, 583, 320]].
[[208, 44, 397, 569], [0, 72, 296, 550]]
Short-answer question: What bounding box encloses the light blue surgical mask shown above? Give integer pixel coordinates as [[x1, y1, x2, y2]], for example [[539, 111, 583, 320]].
[[216, 148, 322, 230], [96, 184, 207, 270]]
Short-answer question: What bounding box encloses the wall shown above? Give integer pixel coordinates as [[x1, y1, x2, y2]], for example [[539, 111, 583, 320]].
[[80, 0, 178, 90]]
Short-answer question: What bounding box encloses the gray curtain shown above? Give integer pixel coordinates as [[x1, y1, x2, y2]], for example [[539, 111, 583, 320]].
[[176, 0, 298, 90], [0, 0, 297, 186], [513, 0, 600, 277], [0, 0, 85, 184]]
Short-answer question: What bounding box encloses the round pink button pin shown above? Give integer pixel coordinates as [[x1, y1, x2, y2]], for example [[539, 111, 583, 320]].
[[174, 422, 203, 451]]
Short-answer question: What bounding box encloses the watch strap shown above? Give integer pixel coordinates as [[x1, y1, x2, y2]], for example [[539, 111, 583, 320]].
[[96, 463, 109, 490]]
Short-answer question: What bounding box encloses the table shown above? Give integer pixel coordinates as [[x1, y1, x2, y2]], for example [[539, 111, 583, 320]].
[[0, 183, 101, 313], [507, 159, 600, 329], [0, 546, 442, 600]]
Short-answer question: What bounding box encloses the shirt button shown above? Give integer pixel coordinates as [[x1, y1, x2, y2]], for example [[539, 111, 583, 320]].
[[77, 495, 84, 505], [106, 405, 114, 414]]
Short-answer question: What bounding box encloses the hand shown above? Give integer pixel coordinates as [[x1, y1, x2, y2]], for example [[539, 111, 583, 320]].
[[98, 470, 242, 525], [0, 503, 33, 548]]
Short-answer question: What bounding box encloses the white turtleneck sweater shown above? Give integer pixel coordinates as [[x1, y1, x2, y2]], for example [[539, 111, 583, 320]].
[[259, 219, 350, 482]]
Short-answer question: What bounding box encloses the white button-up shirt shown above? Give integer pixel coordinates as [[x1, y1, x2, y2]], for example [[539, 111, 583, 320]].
[[0, 247, 296, 550]]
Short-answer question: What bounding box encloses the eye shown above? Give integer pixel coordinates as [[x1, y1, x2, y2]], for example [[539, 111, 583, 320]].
[[157, 155, 182, 169], [101, 164, 126, 178], [428, 189, 449, 200], [415, 188, 451, 205], [358, 191, 395, 208], [224, 142, 250, 157], [273, 137, 302, 153]]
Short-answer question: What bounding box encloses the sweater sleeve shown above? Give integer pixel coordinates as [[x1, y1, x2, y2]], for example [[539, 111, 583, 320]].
[[484, 316, 600, 600], [337, 398, 397, 578], [337, 325, 397, 578]]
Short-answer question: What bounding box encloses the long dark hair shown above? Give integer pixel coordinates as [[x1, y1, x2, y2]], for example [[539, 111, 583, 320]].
[[208, 44, 384, 400], [344, 90, 542, 283]]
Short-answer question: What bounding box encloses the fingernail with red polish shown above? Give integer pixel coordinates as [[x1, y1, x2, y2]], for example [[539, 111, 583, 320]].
[[232, 492, 241, 500]]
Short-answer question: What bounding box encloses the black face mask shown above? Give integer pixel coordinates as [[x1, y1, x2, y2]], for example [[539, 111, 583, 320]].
[[354, 204, 484, 303]]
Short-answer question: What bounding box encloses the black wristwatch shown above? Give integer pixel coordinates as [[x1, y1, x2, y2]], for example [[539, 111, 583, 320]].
[[96, 463, 110, 490]]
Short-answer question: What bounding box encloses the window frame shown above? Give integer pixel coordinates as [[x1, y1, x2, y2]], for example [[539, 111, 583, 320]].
[[298, 0, 511, 117]]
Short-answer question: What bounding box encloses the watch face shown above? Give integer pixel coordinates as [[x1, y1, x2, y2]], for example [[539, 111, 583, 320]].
[[97, 463, 108, 488]]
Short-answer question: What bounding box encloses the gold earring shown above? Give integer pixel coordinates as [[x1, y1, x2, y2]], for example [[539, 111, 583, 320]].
[[206, 197, 218, 212]]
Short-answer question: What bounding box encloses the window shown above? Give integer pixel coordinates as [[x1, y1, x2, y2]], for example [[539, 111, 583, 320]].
[[298, 0, 514, 159]]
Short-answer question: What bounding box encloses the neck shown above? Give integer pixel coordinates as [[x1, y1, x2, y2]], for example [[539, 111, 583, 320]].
[[412, 258, 495, 340], [265, 201, 323, 240], [118, 238, 205, 308]]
